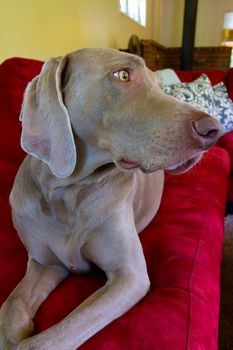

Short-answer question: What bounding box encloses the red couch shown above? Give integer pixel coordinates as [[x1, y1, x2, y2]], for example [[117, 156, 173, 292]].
[[0, 58, 232, 350]]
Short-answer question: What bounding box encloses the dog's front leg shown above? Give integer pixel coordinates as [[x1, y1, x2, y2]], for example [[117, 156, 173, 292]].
[[17, 220, 150, 350], [0, 259, 68, 349]]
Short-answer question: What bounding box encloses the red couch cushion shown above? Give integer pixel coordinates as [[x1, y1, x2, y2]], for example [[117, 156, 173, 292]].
[[0, 58, 43, 164], [0, 57, 230, 349], [176, 69, 227, 85], [217, 131, 233, 201]]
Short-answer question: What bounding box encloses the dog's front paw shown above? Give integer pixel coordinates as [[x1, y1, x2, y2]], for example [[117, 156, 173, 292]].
[[0, 330, 18, 350], [17, 339, 37, 350], [16, 329, 69, 350], [0, 298, 34, 346], [17, 337, 52, 350]]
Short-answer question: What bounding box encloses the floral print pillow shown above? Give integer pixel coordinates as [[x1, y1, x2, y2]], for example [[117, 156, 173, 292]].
[[213, 82, 233, 132], [155, 68, 181, 87], [162, 74, 233, 132], [162, 74, 215, 115]]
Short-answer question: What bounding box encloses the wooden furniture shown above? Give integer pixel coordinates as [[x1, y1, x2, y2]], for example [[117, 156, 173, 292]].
[[141, 39, 232, 71]]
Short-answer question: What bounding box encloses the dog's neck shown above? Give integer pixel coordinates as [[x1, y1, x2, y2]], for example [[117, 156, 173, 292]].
[[34, 136, 117, 198], [72, 137, 115, 183]]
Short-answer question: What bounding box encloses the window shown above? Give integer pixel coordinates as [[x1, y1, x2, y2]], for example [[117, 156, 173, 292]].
[[120, 0, 147, 27]]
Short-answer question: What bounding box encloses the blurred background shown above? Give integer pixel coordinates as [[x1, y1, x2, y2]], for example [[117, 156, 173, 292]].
[[0, 0, 233, 66]]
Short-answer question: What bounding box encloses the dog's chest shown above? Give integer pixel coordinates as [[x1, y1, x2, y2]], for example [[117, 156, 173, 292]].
[[39, 177, 129, 272], [48, 179, 113, 230]]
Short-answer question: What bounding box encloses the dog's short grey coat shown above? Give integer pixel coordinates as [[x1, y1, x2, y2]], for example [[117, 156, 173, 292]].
[[0, 48, 222, 350]]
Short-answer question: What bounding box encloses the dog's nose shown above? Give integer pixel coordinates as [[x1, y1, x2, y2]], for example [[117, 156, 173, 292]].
[[191, 115, 223, 149]]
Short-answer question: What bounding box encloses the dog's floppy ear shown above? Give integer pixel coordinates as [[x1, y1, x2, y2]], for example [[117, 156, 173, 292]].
[[20, 56, 76, 178]]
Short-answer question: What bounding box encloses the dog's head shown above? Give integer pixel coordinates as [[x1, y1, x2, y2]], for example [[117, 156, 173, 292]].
[[20, 48, 223, 178]]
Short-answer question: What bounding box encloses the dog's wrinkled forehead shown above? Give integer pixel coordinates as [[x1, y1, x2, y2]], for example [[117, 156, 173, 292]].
[[68, 48, 146, 74]]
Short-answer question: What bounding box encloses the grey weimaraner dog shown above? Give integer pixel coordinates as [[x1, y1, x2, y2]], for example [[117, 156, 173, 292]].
[[0, 48, 222, 349]]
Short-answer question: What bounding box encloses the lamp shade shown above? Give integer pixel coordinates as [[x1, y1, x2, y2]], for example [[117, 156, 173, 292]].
[[223, 12, 233, 30]]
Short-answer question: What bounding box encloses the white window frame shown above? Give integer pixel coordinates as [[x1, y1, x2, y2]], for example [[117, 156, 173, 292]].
[[120, 0, 147, 27]]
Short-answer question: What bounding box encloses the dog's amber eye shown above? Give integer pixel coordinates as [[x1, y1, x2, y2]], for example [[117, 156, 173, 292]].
[[113, 70, 130, 82]]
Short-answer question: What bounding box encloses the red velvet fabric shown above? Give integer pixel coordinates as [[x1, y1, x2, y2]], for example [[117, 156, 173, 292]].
[[0, 58, 231, 349], [175, 69, 227, 85], [217, 131, 233, 201]]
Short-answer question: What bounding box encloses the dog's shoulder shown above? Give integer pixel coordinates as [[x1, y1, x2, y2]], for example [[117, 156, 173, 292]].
[[10, 156, 40, 213]]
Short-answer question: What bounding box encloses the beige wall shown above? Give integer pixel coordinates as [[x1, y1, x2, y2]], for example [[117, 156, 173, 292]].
[[157, 0, 233, 48], [157, 0, 184, 47], [0, 0, 153, 63]]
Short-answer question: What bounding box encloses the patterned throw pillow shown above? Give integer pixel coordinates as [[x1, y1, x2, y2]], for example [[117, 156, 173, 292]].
[[155, 68, 181, 87], [213, 82, 233, 132], [162, 73, 233, 132], [162, 74, 215, 115]]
